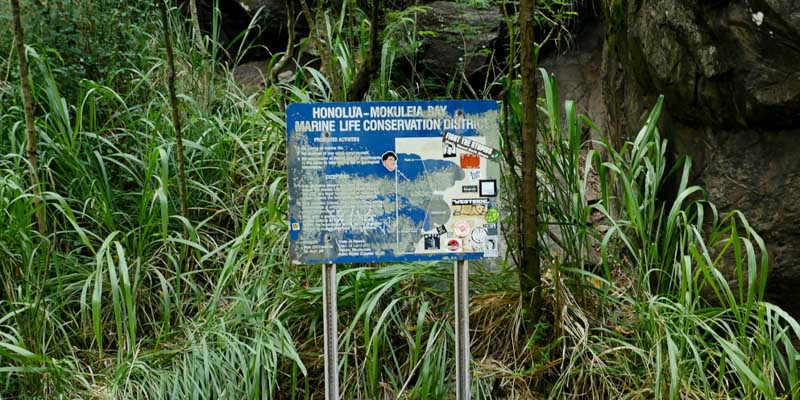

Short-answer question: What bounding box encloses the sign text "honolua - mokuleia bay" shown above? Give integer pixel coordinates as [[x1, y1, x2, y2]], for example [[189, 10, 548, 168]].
[[292, 104, 493, 134]]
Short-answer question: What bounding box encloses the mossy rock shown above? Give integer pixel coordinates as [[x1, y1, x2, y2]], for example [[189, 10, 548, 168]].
[[409, 1, 506, 97]]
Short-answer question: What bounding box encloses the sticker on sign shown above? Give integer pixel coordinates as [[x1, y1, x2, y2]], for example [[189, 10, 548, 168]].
[[286, 100, 502, 264]]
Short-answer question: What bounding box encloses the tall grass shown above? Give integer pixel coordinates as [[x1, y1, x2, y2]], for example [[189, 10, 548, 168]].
[[1, 1, 799, 399], [0, 3, 472, 398], [530, 70, 800, 399]]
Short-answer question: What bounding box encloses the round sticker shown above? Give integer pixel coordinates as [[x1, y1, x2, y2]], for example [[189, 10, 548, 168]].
[[454, 221, 470, 237], [485, 209, 499, 223], [447, 239, 461, 251]]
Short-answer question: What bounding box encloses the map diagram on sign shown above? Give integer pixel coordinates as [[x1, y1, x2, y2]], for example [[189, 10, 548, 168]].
[[287, 100, 501, 264]]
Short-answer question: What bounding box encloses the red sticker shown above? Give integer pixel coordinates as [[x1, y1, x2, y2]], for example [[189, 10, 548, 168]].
[[460, 154, 480, 169], [447, 239, 461, 251]]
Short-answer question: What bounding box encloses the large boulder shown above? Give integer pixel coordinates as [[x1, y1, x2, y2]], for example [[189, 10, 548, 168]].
[[409, 1, 506, 97], [684, 126, 800, 312], [198, 0, 508, 93], [242, 0, 306, 52], [597, 0, 800, 314]]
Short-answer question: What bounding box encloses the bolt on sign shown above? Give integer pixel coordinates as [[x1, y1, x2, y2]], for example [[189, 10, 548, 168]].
[[287, 100, 502, 264]]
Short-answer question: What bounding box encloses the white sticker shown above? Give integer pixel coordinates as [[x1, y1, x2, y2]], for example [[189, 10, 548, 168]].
[[483, 237, 498, 258], [471, 227, 487, 243]]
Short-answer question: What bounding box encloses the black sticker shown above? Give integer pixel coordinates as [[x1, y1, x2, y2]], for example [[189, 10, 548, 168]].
[[424, 234, 440, 250], [436, 225, 448, 235], [462, 185, 478, 193], [479, 179, 497, 197], [443, 142, 457, 158]]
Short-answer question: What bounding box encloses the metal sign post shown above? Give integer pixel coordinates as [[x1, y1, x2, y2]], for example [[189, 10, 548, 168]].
[[323, 263, 339, 399], [454, 259, 470, 400]]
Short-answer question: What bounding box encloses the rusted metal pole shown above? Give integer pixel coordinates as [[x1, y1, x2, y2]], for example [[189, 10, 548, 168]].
[[454, 259, 471, 400]]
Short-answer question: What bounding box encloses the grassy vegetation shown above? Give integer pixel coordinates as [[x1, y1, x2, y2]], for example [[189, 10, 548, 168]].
[[1, 1, 799, 399]]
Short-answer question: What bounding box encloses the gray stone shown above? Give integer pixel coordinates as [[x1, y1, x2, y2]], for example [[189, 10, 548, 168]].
[[180, 0, 296, 62], [693, 127, 800, 314], [539, 17, 608, 139]]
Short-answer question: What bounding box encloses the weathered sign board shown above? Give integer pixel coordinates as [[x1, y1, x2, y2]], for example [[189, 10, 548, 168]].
[[287, 100, 501, 264]]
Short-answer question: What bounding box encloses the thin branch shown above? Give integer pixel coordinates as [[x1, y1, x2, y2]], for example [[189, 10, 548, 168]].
[[189, 0, 207, 55], [299, 0, 342, 100], [10, 0, 47, 237], [270, 0, 297, 84]]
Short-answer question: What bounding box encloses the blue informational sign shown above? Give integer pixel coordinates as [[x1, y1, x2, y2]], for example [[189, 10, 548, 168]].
[[286, 100, 502, 265]]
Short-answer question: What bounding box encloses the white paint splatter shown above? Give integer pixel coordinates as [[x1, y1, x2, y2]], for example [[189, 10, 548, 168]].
[[752, 11, 764, 26]]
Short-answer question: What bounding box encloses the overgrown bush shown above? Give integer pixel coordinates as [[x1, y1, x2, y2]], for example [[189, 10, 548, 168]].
[[1, 1, 158, 105], [1, 1, 799, 399]]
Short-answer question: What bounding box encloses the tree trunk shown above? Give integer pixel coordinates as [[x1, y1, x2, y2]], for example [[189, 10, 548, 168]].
[[189, 0, 206, 54], [518, 0, 541, 324], [157, 0, 190, 273], [299, 0, 342, 101], [270, 0, 297, 84], [346, 0, 382, 101], [10, 0, 47, 237]]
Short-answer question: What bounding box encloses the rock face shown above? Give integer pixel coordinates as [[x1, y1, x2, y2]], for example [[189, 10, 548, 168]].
[[612, 0, 800, 128], [595, 0, 800, 314], [692, 128, 800, 311]]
